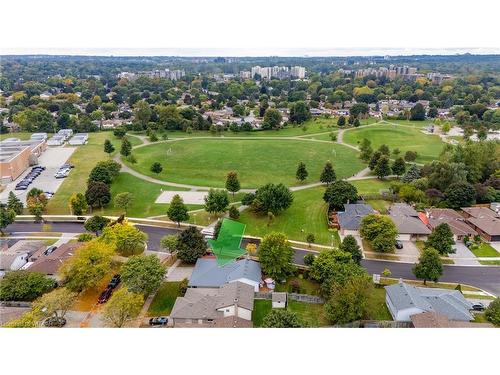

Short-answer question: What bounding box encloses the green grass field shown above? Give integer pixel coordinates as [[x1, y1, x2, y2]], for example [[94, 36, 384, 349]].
[[252, 299, 329, 327], [469, 242, 500, 257], [147, 282, 182, 316], [351, 178, 394, 195], [46, 132, 142, 214], [239, 186, 339, 246], [0, 132, 33, 140], [343, 124, 444, 163], [126, 138, 364, 188]]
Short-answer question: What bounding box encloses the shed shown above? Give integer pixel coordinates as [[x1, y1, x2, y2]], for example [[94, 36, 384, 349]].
[[272, 292, 287, 308]]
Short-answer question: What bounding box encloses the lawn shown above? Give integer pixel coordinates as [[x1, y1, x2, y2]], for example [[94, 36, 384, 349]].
[[351, 178, 394, 195], [147, 281, 182, 316], [370, 287, 393, 321], [124, 138, 364, 188], [252, 299, 329, 327], [0, 132, 33, 140], [239, 186, 339, 246], [46, 132, 141, 214], [469, 242, 500, 257], [275, 277, 321, 295], [343, 124, 445, 163], [365, 199, 391, 214]]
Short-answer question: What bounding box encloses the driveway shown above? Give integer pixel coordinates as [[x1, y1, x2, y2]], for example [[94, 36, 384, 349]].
[[450, 243, 480, 266], [395, 241, 420, 262], [0, 146, 76, 204]]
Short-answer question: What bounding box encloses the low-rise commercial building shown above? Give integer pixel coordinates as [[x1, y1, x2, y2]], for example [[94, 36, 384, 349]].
[[0, 139, 47, 182]]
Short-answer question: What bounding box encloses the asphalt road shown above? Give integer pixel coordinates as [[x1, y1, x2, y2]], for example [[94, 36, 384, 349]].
[[6, 221, 500, 295]]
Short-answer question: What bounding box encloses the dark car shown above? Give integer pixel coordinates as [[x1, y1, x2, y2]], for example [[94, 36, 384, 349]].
[[44, 245, 58, 256], [471, 302, 485, 311], [98, 288, 113, 304], [395, 240, 403, 249], [149, 317, 168, 326], [43, 317, 67, 327], [62, 163, 75, 169], [108, 274, 121, 289], [15, 185, 28, 190]]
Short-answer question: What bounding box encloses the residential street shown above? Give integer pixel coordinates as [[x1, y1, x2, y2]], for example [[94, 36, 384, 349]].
[[6, 220, 500, 295]]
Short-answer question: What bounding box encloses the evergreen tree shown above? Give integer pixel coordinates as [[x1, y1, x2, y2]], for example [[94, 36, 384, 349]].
[[320, 161, 336, 185], [374, 155, 391, 179], [167, 194, 189, 226], [425, 223, 455, 255], [120, 137, 132, 156], [392, 157, 406, 177], [228, 205, 240, 219], [104, 139, 115, 156], [353, 118, 360, 127], [7, 192, 23, 214], [225, 171, 241, 197], [176, 226, 206, 263], [295, 162, 308, 182], [337, 116, 346, 126], [339, 235, 362, 264], [150, 162, 163, 174], [402, 164, 420, 183]]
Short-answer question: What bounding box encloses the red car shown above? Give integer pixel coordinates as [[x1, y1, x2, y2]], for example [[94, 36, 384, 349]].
[[98, 287, 113, 304]]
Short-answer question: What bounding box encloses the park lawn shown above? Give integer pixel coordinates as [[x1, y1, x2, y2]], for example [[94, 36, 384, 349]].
[[300, 131, 338, 141], [275, 277, 321, 295], [351, 178, 394, 195], [469, 242, 500, 257], [343, 125, 445, 164], [369, 287, 393, 321], [46, 132, 136, 214], [125, 138, 364, 188], [239, 186, 336, 246], [381, 119, 433, 128], [147, 281, 182, 316], [0, 132, 33, 140]]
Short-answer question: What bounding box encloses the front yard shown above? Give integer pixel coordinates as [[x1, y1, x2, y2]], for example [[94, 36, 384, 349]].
[[469, 242, 500, 258]]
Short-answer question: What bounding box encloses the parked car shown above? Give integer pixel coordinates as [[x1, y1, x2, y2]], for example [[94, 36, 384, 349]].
[[44, 245, 58, 256], [201, 227, 215, 240], [471, 302, 485, 311], [15, 185, 28, 190], [98, 288, 113, 304], [43, 317, 67, 327], [62, 163, 75, 169], [149, 317, 168, 326], [108, 274, 121, 289], [395, 240, 403, 249]]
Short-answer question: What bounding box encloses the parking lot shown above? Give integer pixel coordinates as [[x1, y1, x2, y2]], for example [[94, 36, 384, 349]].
[[0, 147, 76, 204]]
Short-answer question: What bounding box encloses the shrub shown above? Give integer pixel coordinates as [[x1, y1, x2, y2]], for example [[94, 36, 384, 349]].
[[77, 233, 94, 242]]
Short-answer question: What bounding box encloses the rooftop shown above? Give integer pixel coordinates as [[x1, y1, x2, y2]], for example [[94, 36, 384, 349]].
[[337, 203, 375, 231], [188, 258, 261, 288]]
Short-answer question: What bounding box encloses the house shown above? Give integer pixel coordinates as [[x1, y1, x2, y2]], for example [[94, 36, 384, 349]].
[[388, 203, 431, 241], [461, 207, 500, 242], [188, 258, 261, 292], [272, 292, 287, 308], [25, 242, 82, 279], [385, 281, 473, 322], [0, 241, 46, 276], [410, 311, 492, 328], [422, 208, 477, 241], [337, 203, 375, 236], [170, 281, 254, 328]]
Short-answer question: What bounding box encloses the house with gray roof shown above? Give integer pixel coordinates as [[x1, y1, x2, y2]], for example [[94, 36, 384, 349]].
[[170, 281, 254, 328], [188, 258, 262, 292], [0, 241, 46, 276], [389, 203, 431, 241], [337, 203, 375, 236], [385, 281, 473, 322]]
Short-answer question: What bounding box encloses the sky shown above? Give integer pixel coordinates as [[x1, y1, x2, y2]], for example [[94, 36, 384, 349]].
[[2, 0, 499, 56]]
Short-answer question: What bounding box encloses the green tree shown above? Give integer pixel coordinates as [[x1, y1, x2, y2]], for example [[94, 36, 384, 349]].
[[251, 183, 293, 215], [104, 139, 115, 155], [320, 161, 336, 185], [7, 192, 23, 215], [0, 203, 16, 235], [262, 309, 303, 328], [368, 151, 382, 170], [229, 205, 240, 219], [114, 192, 134, 214], [378, 144, 390, 156], [26, 188, 47, 222], [0, 271, 55, 301], [263, 108, 282, 129], [404, 150, 418, 162], [258, 232, 295, 281], [60, 241, 113, 293], [176, 226, 206, 263], [359, 138, 373, 162], [374, 155, 391, 179], [485, 298, 500, 326], [167, 194, 189, 226], [323, 180, 358, 210], [444, 181, 476, 208], [133, 100, 152, 127], [413, 248, 443, 284], [337, 115, 346, 126], [359, 214, 398, 253], [204, 189, 230, 215], [121, 255, 166, 296], [84, 215, 110, 235], [392, 157, 406, 177], [69, 192, 88, 215], [339, 235, 362, 264], [289, 101, 311, 124], [295, 162, 308, 182], [85, 181, 111, 209], [425, 223, 455, 255], [100, 223, 148, 256], [225, 171, 241, 197], [160, 235, 178, 253], [150, 162, 163, 174], [325, 274, 374, 324], [120, 137, 132, 156], [410, 103, 426, 121], [101, 288, 144, 327], [402, 164, 420, 183]]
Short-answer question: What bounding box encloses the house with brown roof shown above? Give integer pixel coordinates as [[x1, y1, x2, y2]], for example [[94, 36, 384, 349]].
[[170, 281, 254, 328], [25, 242, 82, 279], [423, 208, 477, 241], [0, 241, 46, 276], [461, 207, 500, 242], [410, 311, 493, 328]]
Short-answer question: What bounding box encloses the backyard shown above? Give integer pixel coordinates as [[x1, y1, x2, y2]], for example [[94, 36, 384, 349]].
[[147, 281, 183, 316]]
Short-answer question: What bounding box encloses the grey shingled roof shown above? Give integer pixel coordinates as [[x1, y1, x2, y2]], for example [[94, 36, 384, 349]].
[[389, 204, 431, 235], [337, 203, 375, 230], [385, 282, 473, 321], [188, 258, 261, 288]]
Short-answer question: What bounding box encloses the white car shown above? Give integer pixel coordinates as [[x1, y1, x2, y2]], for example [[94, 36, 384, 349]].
[[201, 227, 215, 239]]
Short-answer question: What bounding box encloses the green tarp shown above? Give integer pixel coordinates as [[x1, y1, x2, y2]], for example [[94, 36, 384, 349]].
[[207, 218, 247, 266]]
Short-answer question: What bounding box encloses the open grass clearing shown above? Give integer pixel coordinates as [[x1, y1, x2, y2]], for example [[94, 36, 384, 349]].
[[125, 138, 364, 189], [343, 124, 444, 164]]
